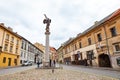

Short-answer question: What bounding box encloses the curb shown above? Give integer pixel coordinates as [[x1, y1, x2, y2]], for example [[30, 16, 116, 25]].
[[63, 64, 120, 72]]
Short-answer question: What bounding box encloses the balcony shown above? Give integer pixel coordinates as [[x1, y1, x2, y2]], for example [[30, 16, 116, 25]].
[[5, 39, 9, 43], [10, 41, 14, 45]]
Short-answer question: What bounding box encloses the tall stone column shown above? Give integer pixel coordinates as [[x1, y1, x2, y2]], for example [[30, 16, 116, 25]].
[[43, 14, 51, 67]]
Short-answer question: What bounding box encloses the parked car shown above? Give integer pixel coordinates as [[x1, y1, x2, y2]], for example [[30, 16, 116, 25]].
[[22, 61, 33, 66]]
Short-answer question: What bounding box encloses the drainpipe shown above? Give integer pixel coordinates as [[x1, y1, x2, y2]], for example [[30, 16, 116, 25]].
[[93, 31, 98, 66], [103, 25, 113, 68]]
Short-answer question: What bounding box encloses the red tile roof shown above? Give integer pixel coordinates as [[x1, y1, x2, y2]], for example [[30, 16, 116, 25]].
[[108, 8, 120, 20]]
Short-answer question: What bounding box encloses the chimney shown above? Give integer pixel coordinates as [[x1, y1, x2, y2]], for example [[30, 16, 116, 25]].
[[94, 21, 98, 25], [77, 33, 81, 37], [0, 23, 4, 26], [8, 27, 13, 31]]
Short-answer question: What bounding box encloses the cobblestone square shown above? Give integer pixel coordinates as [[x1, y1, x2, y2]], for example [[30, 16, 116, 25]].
[[0, 68, 119, 80]]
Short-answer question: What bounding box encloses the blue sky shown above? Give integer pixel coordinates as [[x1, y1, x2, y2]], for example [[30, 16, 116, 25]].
[[0, 0, 120, 49]]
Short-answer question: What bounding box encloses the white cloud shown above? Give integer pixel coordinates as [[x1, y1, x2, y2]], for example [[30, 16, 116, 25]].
[[0, 0, 120, 49]]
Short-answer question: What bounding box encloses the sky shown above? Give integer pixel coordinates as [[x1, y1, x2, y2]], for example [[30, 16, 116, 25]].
[[0, 0, 120, 49]]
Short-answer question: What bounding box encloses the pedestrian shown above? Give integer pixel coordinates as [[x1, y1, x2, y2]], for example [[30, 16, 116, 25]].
[[50, 59, 51, 67], [53, 60, 56, 67], [84, 58, 88, 66], [37, 60, 40, 68], [36, 56, 40, 68]]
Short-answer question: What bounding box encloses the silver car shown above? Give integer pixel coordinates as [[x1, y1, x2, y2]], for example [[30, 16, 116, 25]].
[[22, 61, 33, 66]]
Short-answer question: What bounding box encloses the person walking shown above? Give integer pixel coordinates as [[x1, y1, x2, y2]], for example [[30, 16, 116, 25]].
[[53, 60, 56, 67], [37, 60, 40, 68], [36, 56, 40, 68]]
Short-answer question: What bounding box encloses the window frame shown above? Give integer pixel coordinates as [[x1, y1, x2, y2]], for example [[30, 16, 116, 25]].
[[3, 57, 6, 63], [114, 43, 120, 52], [97, 33, 102, 42], [88, 38, 92, 45], [79, 42, 82, 48], [11, 36, 14, 43], [4, 44, 8, 51], [110, 27, 117, 37], [9, 45, 13, 52], [6, 34, 9, 40]]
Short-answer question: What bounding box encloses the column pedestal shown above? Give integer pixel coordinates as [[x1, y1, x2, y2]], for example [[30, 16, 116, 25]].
[[43, 32, 50, 68]]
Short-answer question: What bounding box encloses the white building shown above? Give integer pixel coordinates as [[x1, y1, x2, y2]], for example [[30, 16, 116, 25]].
[[20, 37, 43, 64]]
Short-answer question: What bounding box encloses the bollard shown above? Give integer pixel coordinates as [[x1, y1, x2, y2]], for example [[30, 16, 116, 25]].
[[52, 69, 54, 73]]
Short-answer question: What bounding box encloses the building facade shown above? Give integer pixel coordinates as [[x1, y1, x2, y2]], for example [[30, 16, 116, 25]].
[[49, 47, 57, 67], [20, 38, 43, 64], [57, 45, 64, 63], [0, 23, 44, 68], [0, 23, 21, 68], [57, 8, 120, 69], [34, 42, 45, 53]]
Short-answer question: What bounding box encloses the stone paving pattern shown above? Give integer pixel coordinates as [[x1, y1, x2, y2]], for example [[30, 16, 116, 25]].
[[0, 68, 119, 80]]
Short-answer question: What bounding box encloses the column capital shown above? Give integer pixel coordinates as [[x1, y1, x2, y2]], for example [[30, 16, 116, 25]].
[[45, 32, 50, 35]]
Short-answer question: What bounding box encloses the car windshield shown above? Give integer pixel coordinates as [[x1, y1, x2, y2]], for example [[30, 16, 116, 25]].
[[24, 61, 28, 63]]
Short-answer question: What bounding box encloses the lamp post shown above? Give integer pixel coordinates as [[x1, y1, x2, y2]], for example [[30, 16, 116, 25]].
[[43, 14, 51, 67]]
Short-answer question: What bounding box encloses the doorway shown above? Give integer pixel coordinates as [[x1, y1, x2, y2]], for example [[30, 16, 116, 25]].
[[8, 58, 11, 66], [98, 53, 111, 67]]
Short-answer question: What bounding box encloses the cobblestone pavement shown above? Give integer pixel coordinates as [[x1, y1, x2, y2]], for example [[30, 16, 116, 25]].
[[0, 68, 119, 80], [62, 65, 120, 79]]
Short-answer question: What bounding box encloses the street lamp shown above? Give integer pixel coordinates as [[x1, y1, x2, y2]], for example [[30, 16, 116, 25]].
[[0, 46, 2, 54]]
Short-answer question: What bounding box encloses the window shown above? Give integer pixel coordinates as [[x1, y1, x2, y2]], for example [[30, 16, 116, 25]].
[[24, 52, 26, 58], [88, 38, 92, 45], [15, 48, 18, 53], [21, 41, 24, 49], [110, 27, 117, 37], [87, 50, 94, 60], [78, 51, 83, 60], [24, 43, 26, 50], [16, 40, 19, 45], [79, 42, 82, 48], [75, 44, 77, 50], [11, 37, 14, 43], [4, 44, 8, 51], [114, 44, 120, 51], [6, 34, 9, 40], [21, 52, 23, 57], [97, 33, 102, 42], [9, 45, 13, 52], [65, 49, 67, 54], [3, 57, 6, 63], [73, 44, 77, 50]]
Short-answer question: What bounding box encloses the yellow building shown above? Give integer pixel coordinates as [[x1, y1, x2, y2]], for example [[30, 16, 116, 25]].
[[62, 38, 74, 65], [57, 45, 64, 63], [94, 9, 120, 68], [58, 8, 120, 69], [34, 42, 45, 53], [0, 23, 21, 68]]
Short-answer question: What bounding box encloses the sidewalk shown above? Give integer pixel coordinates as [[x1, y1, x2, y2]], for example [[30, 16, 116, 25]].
[[0, 65, 21, 70], [0, 63, 37, 70]]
